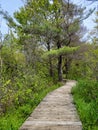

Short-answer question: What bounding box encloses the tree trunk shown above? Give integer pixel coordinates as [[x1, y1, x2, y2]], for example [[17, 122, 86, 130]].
[[58, 55, 62, 81], [57, 41, 63, 81]]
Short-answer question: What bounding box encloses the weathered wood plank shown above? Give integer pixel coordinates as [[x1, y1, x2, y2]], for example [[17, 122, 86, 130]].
[[19, 80, 82, 130]]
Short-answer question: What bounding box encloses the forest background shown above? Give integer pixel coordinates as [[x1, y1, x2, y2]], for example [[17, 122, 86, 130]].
[[0, 0, 98, 130]]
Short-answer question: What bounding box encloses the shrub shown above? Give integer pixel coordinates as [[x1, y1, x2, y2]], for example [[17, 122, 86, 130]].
[[72, 80, 98, 130]]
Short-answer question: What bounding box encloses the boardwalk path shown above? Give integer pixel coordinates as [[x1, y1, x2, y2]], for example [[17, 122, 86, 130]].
[[20, 80, 82, 130]]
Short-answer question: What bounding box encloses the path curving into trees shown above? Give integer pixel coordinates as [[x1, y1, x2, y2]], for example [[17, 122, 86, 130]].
[[20, 80, 82, 130]]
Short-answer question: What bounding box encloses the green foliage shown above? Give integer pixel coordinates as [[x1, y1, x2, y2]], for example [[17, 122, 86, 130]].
[[0, 36, 61, 129], [0, 80, 61, 130], [68, 44, 98, 80], [0, 1, 98, 130], [43, 46, 79, 59], [72, 80, 98, 130]]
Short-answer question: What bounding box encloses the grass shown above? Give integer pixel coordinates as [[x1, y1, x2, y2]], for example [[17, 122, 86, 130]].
[[0, 82, 61, 130], [72, 79, 98, 130]]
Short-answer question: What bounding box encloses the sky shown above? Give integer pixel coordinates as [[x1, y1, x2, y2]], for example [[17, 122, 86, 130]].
[[0, 0, 98, 37], [0, 0, 23, 35], [72, 0, 98, 40]]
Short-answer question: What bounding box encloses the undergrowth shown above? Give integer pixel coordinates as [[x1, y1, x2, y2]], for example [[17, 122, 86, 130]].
[[72, 79, 98, 130], [0, 80, 61, 130]]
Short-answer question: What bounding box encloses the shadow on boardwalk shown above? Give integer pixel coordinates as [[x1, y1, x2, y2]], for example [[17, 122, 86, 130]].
[[19, 80, 82, 130]]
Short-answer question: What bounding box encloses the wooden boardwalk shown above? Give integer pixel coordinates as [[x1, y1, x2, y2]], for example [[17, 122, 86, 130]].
[[19, 80, 82, 130]]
